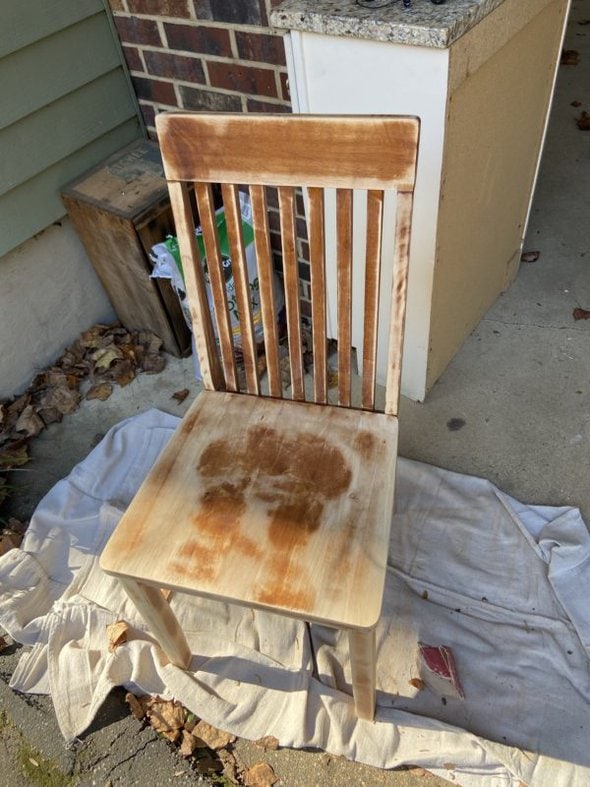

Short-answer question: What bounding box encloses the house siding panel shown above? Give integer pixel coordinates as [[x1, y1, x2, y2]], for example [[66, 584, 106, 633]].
[[0, 2, 142, 257]]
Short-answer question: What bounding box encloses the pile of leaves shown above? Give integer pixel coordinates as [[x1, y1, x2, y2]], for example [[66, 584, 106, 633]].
[[124, 692, 278, 785], [0, 323, 165, 516], [108, 620, 278, 784]]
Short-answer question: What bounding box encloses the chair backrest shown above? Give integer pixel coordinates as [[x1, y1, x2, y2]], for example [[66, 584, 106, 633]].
[[156, 112, 419, 416]]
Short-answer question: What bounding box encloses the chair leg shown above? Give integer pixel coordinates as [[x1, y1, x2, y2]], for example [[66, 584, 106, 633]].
[[119, 577, 192, 669], [348, 627, 377, 721]]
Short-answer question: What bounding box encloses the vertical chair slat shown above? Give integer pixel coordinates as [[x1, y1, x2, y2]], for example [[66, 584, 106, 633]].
[[221, 183, 260, 396], [361, 190, 385, 411], [336, 188, 353, 407], [250, 185, 282, 398], [385, 191, 414, 416], [308, 187, 327, 404], [195, 181, 239, 392], [168, 181, 223, 391], [278, 185, 305, 402]]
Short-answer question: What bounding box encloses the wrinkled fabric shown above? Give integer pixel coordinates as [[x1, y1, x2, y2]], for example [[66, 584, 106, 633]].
[[1, 408, 589, 786]]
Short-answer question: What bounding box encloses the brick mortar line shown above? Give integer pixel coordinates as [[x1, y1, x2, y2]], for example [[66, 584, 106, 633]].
[[201, 58, 211, 88], [155, 18, 167, 47], [112, 12, 284, 34], [133, 80, 291, 105], [229, 28, 239, 60], [126, 46, 287, 72]]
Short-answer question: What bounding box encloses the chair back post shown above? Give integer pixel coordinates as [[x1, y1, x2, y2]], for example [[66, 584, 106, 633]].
[[168, 180, 224, 390], [384, 190, 414, 417]]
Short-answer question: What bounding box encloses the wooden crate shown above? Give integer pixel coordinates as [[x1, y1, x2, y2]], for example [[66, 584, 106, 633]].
[[62, 139, 191, 357]]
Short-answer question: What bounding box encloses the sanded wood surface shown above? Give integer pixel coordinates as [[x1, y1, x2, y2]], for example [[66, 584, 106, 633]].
[[349, 627, 377, 720], [100, 390, 398, 630], [251, 185, 282, 398], [119, 577, 192, 668], [157, 113, 420, 191], [168, 181, 223, 390], [362, 190, 384, 411], [308, 187, 327, 404], [279, 186, 305, 402], [195, 181, 239, 391], [222, 184, 260, 395], [337, 189, 353, 408], [385, 191, 414, 416]]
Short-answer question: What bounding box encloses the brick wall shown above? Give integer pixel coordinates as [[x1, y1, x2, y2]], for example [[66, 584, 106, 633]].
[[107, 0, 312, 318]]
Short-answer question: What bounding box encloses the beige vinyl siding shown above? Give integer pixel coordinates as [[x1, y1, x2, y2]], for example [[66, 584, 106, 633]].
[[0, 0, 143, 256]]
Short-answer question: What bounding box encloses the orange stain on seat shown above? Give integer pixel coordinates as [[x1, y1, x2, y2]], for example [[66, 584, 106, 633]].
[[169, 422, 358, 609]]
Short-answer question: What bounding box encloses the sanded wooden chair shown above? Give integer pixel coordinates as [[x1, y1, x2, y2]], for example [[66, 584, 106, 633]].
[[100, 112, 419, 720]]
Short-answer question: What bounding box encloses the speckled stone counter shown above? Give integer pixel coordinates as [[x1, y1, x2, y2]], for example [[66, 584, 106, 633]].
[[271, 0, 508, 48]]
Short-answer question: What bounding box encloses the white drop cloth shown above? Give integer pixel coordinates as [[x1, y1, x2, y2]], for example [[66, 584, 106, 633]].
[[1, 409, 590, 786]]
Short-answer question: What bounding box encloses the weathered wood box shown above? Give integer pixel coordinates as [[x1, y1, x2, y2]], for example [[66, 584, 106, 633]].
[[62, 139, 191, 357]]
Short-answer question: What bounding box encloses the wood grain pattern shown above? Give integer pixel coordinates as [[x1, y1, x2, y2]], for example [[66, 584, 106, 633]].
[[385, 191, 414, 416], [100, 390, 398, 630], [279, 186, 305, 402], [308, 187, 327, 404], [250, 185, 282, 398], [118, 577, 192, 668], [157, 113, 420, 191], [168, 181, 223, 391], [349, 627, 377, 721], [362, 190, 385, 411], [336, 189, 353, 408], [195, 181, 239, 392], [222, 183, 259, 395]]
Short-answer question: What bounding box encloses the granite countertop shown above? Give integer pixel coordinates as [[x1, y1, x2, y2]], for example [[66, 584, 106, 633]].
[[270, 0, 507, 48]]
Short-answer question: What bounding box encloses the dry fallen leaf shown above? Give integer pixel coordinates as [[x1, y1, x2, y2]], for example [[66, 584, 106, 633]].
[[125, 692, 146, 721], [86, 383, 113, 401], [577, 111, 590, 130], [0, 636, 8, 652], [561, 49, 579, 65], [409, 678, 426, 691], [254, 735, 279, 751], [146, 698, 185, 737], [92, 346, 123, 371], [0, 532, 21, 556], [142, 353, 166, 374], [192, 720, 236, 750], [197, 757, 223, 775], [37, 407, 63, 426], [0, 445, 30, 469], [179, 730, 198, 757], [14, 406, 44, 438], [408, 766, 427, 777], [520, 250, 540, 263], [573, 307, 590, 321], [107, 620, 130, 652], [244, 762, 278, 787], [572, 100, 582, 107], [40, 386, 81, 415], [107, 360, 136, 387], [171, 388, 190, 405], [217, 747, 242, 783]]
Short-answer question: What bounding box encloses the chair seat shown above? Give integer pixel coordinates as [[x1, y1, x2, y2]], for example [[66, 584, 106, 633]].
[[100, 390, 398, 630]]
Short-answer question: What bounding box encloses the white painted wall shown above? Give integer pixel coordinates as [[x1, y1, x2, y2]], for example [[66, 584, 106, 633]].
[[0, 218, 116, 398]]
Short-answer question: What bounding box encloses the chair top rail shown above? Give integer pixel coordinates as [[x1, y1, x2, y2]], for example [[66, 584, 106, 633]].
[[156, 113, 419, 192]]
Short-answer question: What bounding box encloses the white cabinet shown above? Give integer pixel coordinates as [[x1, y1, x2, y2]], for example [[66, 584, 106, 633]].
[[273, 0, 570, 400]]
